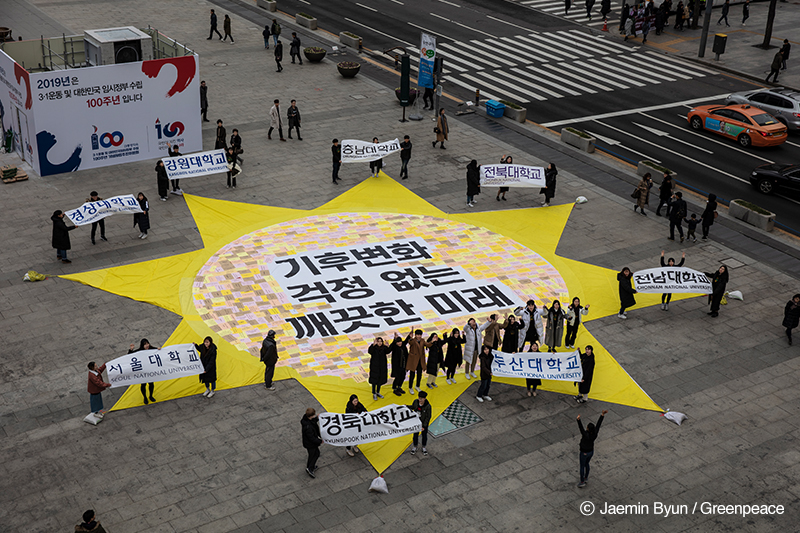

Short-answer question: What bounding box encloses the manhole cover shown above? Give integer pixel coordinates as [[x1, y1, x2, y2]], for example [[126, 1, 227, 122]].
[[453, 156, 472, 164], [350, 94, 367, 100], [214, 62, 228, 67], [429, 400, 482, 438]]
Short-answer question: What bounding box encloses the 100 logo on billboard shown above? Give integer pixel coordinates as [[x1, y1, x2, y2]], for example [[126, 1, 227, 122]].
[[91, 126, 124, 150], [155, 119, 185, 139]]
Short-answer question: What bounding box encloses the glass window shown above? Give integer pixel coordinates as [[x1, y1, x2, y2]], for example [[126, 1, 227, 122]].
[[766, 95, 793, 109], [712, 109, 732, 118], [749, 113, 778, 126], [749, 93, 770, 104], [728, 111, 751, 124]]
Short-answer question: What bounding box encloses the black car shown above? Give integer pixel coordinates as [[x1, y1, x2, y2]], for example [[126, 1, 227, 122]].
[[750, 164, 800, 194]]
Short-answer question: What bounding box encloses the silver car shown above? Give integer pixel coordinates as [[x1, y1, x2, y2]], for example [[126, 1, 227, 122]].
[[725, 88, 800, 131]]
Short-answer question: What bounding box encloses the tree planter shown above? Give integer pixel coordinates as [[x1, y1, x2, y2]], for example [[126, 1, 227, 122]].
[[337, 61, 360, 78], [637, 160, 676, 180], [395, 88, 419, 105], [339, 32, 361, 48], [296, 13, 318, 30], [303, 47, 326, 63], [560, 127, 595, 153], [729, 199, 775, 232], [256, 0, 277, 12], [499, 100, 526, 123]]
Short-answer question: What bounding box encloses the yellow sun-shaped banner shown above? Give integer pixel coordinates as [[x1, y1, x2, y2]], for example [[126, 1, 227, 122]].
[[62, 174, 665, 473]]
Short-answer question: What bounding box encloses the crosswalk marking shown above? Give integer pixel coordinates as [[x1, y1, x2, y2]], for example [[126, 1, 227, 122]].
[[617, 55, 682, 80], [579, 61, 642, 88], [586, 58, 653, 86], [523, 65, 595, 94], [644, 51, 718, 75], [513, 34, 579, 61], [490, 70, 552, 100], [439, 42, 502, 68], [459, 72, 531, 103], [557, 62, 626, 91], [510, 67, 580, 97], [498, 37, 553, 63], [467, 40, 519, 66], [538, 63, 614, 92]]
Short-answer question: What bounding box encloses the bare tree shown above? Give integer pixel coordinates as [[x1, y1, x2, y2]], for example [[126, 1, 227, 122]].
[[761, 0, 778, 48]]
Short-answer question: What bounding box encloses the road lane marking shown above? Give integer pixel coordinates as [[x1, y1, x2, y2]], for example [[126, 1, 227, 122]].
[[356, 2, 378, 11], [439, 0, 461, 5], [585, 130, 660, 161], [486, 15, 536, 32], [408, 22, 455, 41], [632, 122, 714, 153], [541, 94, 729, 127], [345, 18, 414, 46]]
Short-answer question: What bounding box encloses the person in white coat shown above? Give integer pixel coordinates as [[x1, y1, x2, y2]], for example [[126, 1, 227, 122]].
[[268, 99, 285, 141], [515, 300, 543, 351], [462, 318, 485, 380]]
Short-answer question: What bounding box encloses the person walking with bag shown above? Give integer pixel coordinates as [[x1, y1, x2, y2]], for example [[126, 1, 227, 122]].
[[290, 32, 302, 64], [706, 265, 728, 318], [51, 210, 76, 263], [274, 40, 284, 72], [260, 330, 279, 390], [270, 19, 281, 46], [783, 294, 800, 345], [432, 108, 448, 149], [633, 173, 652, 216], [576, 409, 608, 487], [301, 407, 323, 477], [287, 100, 302, 140], [660, 251, 685, 311], [222, 14, 234, 43], [617, 267, 636, 319], [466, 160, 480, 207]]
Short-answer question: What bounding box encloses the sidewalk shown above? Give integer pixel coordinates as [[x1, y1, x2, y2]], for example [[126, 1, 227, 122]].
[[1, 0, 800, 532]]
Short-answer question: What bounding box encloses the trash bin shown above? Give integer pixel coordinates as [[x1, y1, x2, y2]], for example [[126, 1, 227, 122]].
[[712, 34, 727, 56], [486, 99, 505, 118]]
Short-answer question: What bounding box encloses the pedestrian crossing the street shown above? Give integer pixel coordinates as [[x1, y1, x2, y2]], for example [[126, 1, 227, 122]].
[[404, 29, 717, 104]]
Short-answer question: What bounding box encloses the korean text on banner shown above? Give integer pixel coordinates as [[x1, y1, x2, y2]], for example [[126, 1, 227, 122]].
[[319, 404, 422, 446], [491, 349, 584, 381], [163, 149, 228, 179], [341, 138, 401, 163], [479, 164, 546, 188], [106, 344, 204, 387], [418, 33, 436, 89], [65, 194, 143, 226], [633, 267, 712, 294], [266, 238, 520, 340]]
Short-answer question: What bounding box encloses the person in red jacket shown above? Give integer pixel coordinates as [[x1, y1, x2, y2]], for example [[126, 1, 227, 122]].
[[87, 361, 111, 417]]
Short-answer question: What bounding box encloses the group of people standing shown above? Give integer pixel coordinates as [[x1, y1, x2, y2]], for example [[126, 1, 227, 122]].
[[465, 160, 557, 208]]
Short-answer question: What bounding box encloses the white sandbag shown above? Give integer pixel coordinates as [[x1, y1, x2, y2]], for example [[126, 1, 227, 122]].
[[575, 196, 588, 204], [368, 475, 388, 494], [726, 290, 743, 301], [662, 411, 687, 426], [83, 413, 103, 425]]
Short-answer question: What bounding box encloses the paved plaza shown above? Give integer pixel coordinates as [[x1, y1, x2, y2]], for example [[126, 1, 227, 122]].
[[1, 0, 799, 532]]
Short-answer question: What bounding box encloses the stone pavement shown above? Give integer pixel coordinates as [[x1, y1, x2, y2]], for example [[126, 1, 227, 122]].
[[1, 0, 799, 532]]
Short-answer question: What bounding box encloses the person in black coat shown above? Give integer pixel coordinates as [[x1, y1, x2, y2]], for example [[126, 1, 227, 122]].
[[215, 119, 226, 150], [196, 336, 217, 397], [660, 250, 685, 311], [574, 345, 595, 403], [274, 40, 284, 72], [617, 267, 636, 319], [287, 100, 302, 140], [706, 265, 728, 318], [290, 32, 302, 64], [260, 330, 279, 390], [261, 24, 270, 49], [443, 328, 465, 384], [700, 193, 717, 240], [542, 163, 557, 206], [368, 337, 390, 400], [466, 160, 480, 207], [51, 210, 75, 263], [500, 315, 521, 353], [200, 81, 209, 122], [344, 394, 367, 456], [128, 338, 158, 404], [656, 173, 673, 217], [668, 191, 687, 242], [133, 192, 150, 239], [425, 333, 445, 389], [155, 160, 169, 201], [369, 137, 383, 178], [331, 139, 342, 184], [301, 407, 323, 477], [390, 335, 409, 395], [783, 294, 800, 345], [600, 0, 612, 19], [576, 408, 608, 487], [526, 343, 542, 397]]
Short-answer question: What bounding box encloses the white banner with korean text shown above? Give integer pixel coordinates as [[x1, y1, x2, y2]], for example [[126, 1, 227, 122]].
[[65, 194, 143, 226], [341, 138, 401, 163], [491, 349, 583, 381], [163, 148, 228, 179], [266, 238, 520, 340], [479, 164, 546, 188], [632, 267, 712, 294], [319, 404, 422, 446], [106, 344, 204, 387]]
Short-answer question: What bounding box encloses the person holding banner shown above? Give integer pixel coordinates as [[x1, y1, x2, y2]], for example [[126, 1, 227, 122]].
[[496, 155, 512, 202], [226, 147, 241, 189], [706, 265, 729, 318], [574, 346, 596, 404], [659, 251, 685, 311], [368, 337, 390, 399], [390, 335, 408, 395], [399, 135, 411, 180], [345, 395, 367, 457], [443, 328, 465, 384], [432, 108, 448, 149], [331, 139, 342, 184], [576, 408, 608, 488], [408, 391, 432, 456], [526, 343, 542, 397], [86, 192, 107, 245], [463, 318, 484, 379], [133, 193, 150, 240], [542, 163, 557, 207], [87, 361, 111, 417], [51, 210, 76, 263], [196, 336, 218, 397], [369, 138, 383, 178], [466, 160, 480, 208], [301, 407, 323, 477], [515, 300, 543, 351], [155, 160, 169, 201], [406, 329, 431, 394], [167, 146, 183, 195], [128, 339, 158, 404], [476, 345, 494, 402], [565, 298, 590, 349], [783, 294, 800, 346], [542, 301, 566, 352], [617, 268, 637, 319]]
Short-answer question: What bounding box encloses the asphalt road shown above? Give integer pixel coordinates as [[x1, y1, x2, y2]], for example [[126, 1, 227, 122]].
[[267, 0, 800, 233]]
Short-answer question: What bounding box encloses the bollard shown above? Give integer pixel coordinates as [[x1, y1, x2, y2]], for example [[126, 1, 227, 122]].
[[475, 89, 480, 106], [358, 38, 363, 53]]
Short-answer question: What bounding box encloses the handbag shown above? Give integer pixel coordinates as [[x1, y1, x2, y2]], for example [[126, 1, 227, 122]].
[[433, 127, 441, 134], [631, 188, 641, 199]]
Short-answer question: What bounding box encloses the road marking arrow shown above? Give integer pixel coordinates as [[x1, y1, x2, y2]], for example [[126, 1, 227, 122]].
[[632, 122, 714, 153], [585, 131, 621, 145], [632, 122, 670, 137]]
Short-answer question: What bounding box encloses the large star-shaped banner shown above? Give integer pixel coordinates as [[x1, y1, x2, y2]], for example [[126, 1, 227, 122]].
[[63, 175, 665, 473]]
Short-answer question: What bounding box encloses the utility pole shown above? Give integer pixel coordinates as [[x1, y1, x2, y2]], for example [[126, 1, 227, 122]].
[[761, 0, 778, 48], [698, 0, 714, 57]]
